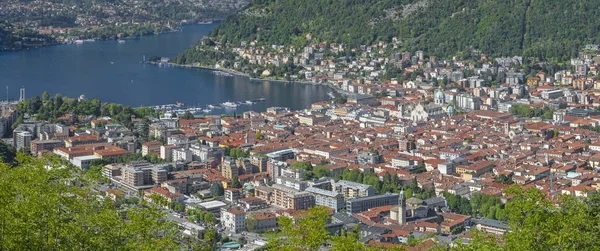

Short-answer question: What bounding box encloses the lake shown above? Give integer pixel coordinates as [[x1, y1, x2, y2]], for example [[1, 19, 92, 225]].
[[0, 23, 331, 114]]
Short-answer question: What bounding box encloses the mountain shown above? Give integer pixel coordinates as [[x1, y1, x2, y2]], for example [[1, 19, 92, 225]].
[[191, 0, 600, 60]]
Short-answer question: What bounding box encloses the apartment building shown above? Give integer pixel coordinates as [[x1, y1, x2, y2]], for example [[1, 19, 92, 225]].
[[334, 180, 375, 198], [271, 184, 315, 210], [346, 193, 399, 214], [305, 186, 345, 212], [221, 208, 246, 233]]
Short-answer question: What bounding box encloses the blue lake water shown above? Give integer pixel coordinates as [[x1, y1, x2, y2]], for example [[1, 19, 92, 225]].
[[0, 23, 330, 113]]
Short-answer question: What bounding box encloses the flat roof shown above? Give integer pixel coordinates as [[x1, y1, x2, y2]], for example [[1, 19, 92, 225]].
[[72, 155, 102, 161], [198, 200, 227, 209]]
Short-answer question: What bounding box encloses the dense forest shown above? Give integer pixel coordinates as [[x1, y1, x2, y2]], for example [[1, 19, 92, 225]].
[[200, 0, 600, 60]]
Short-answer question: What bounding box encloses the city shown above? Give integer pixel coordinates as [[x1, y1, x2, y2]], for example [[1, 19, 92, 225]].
[[2, 0, 600, 250]]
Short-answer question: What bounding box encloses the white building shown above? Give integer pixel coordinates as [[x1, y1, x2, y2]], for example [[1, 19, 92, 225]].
[[172, 148, 192, 163], [221, 208, 246, 233]]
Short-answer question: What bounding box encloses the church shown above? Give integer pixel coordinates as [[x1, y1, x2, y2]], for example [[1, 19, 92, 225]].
[[390, 191, 447, 224]]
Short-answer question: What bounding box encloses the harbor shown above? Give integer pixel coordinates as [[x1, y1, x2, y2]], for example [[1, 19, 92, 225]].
[[144, 97, 267, 116]]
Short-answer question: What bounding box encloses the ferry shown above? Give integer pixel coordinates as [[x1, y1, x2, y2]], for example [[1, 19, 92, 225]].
[[222, 102, 238, 108]]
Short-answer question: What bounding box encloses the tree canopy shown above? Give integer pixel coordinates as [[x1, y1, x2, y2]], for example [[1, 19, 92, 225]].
[[0, 154, 183, 250], [179, 0, 600, 61]]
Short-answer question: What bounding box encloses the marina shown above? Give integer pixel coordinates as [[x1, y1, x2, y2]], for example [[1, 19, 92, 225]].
[[145, 97, 267, 116]]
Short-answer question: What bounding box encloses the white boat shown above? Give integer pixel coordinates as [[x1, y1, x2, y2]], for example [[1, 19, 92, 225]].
[[85, 39, 96, 42], [208, 104, 218, 109], [202, 109, 211, 113], [74, 40, 84, 44], [118, 39, 126, 44], [222, 102, 238, 108], [245, 101, 254, 105]]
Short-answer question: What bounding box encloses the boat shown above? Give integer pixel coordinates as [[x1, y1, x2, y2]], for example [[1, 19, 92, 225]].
[[208, 104, 219, 109], [175, 102, 184, 107], [327, 92, 335, 98], [74, 40, 84, 44], [118, 39, 126, 44], [214, 71, 233, 77], [222, 102, 238, 108], [84, 39, 95, 42], [202, 109, 211, 113], [245, 101, 254, 105]]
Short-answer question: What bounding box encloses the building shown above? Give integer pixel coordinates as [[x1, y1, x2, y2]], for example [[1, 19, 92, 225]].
[[195, 200, 227, 216], [172, 148, 192, 163], [144, 186, 184, 204], [190, 144, 224, 162], [93, 145, 129, 160], [142, 141, 162, 156], [225, 188, 243, 203], [334, 180, 375, 199], [71, 155, 101, 169], [305, 186, 345, 212], [103, 164, 122, 179], [271, 184, 315, 210], [160, 144, 177, 161], [250, 156, 268, 172], [456, 93, 482, 110], [410, 103, 445, 122], [438, 161, 456, 175], [65, 135, 106, 147], [222, 157, 239, 180], [221, 208, 246, 233], [475, 218, 510, 235], [298, 114, 329, 126], [346, 193, 399, 214], [348, 94, 379, 106], [247, 212, 278, 232], [16, 131, 32, 151], [239, 197, 269, 211], [121, 163, 168, 190], [30, 139, 63, 155]]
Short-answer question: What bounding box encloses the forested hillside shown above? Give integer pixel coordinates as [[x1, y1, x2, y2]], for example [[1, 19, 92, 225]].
[[0, 22, 56, 50], [207, 0, 600, 60]]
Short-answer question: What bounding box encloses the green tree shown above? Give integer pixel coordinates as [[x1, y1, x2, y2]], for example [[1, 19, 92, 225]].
[[210, 183, 224, 196], [266, 206, 331, 250], [231, 176, 242, 188], [246, 214, 259, 232], [0, 153, 182, 250], [180, 111, 195, 120], [204, 212, 216, 225], [313, 165, 331, 178]]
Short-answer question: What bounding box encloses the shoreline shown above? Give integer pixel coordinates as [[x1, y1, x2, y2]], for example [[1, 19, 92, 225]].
[[149, 61, 341, 94], [1, 22, 218, 52]]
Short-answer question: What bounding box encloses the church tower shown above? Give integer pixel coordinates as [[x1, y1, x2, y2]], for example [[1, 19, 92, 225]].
[[399, 190, 406, 225]]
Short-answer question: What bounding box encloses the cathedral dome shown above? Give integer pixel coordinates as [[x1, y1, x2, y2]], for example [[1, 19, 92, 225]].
[[435, 90, 445, 100], [406, 197, 424, 205]]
